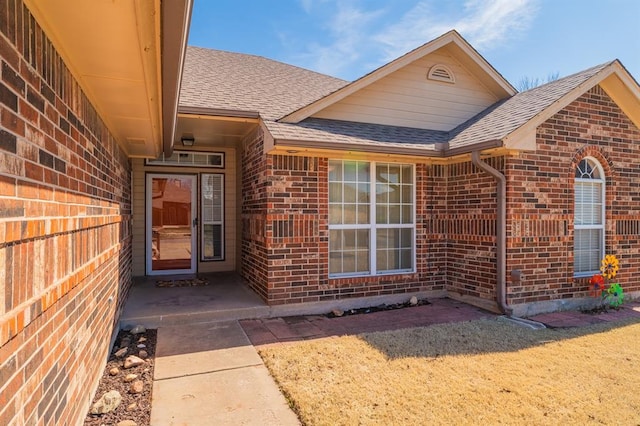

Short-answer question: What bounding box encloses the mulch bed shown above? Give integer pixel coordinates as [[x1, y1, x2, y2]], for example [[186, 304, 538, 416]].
[[326, 298, 431, 318], [85, 329, 157, 426]]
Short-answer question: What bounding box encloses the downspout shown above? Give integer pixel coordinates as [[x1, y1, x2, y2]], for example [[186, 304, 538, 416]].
[[471, 151, 513, 316]]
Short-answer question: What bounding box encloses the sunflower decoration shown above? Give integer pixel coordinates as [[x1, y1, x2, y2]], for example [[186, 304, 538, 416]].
[[589, 274, 606, 297], [600, 254, 620, 280]]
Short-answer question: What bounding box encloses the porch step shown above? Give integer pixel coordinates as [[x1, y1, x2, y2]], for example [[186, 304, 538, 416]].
[[120, 305, 271, 329]]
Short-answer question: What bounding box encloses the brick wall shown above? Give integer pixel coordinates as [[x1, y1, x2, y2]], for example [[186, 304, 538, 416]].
[[241, 127, 269, 300], [0, 2, 132, 424], [241, 139, 445, 304], [506, 85, 640, 306], [439, 159, 501, 306]]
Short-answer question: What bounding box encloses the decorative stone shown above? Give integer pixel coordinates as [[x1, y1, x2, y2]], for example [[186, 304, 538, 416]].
[[117, 420, 137, 426], [409, 296, 418, 306], [119, 337, 132, 348], [90, 390, 122, 415], [129, 380, 144, 394], [138, 350, 148, 359], [332, 309, 344, 317], [136, 343, 146, 348], [114, 347, 128, 358], [123, 355, 144, 369], [137, 337, 147, 343], [124, 373, 138, 382], [126, 402, 137, 411], [130, 325, 146, 335], [109, 367, 119, 376]]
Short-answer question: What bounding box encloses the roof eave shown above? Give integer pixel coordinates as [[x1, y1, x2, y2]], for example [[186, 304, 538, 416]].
[[162, 0, 194, 157]]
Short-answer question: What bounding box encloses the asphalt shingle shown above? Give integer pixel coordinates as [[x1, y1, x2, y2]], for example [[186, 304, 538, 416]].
[[179, 47, 348, 120]]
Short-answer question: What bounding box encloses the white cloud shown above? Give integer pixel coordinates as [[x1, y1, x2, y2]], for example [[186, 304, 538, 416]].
[[295, 2, 385, 77], [376, 0, 540, 61], [290, 0, 539, 79]]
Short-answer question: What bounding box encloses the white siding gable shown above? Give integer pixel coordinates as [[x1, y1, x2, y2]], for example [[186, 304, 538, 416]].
[[311, 46, 500, 131]]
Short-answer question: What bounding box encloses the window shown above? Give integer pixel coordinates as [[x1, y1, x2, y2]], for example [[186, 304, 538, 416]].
[[146, 151, 224, 168], [329, 160, 414, 276], [574, 157, 605, 275], [201, 174, 224, 260]]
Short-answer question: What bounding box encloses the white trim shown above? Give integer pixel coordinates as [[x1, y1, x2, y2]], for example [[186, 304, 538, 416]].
[[145, 173, 197, 275]]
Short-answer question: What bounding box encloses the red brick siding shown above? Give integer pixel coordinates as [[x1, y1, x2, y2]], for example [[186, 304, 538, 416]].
[[240, 143, 445, 304], [441, 159, 501, 303], [241, 127, 269, 300], [506, 85, 640, 305], [0, 2, 132, 424]]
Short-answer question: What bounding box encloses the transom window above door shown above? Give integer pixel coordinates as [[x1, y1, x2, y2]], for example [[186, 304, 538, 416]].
[[328, 160, 415, 277]]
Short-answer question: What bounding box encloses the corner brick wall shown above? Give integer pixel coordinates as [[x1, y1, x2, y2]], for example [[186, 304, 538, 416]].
[[0, 2, 132, 425], [241, 127, 269, 300], [440, 159, 501, 305], [506, 85, 640, 305]]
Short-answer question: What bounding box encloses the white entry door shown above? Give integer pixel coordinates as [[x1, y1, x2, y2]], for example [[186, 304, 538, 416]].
[[146, 174, 197, 275]]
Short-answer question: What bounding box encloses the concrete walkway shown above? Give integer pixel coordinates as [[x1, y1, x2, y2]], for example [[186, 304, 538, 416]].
[[150, 321, 299, 425]]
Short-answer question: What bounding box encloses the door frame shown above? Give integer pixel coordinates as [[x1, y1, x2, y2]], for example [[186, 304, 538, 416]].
[[145, 173, 198, 275]]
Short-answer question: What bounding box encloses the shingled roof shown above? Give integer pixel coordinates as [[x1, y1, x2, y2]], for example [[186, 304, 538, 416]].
[[448, 61, 614, 150], [179, 47, 348, 120], [179, 45, 627, 156]]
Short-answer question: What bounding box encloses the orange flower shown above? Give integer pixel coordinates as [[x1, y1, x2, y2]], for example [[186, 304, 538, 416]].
[[589, 274, 606, 298]]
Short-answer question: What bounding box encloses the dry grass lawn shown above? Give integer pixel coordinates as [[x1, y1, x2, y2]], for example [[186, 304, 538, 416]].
[[259, 317, 640, 425]]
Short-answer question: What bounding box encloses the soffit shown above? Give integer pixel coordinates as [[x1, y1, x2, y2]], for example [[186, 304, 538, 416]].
[[24, 0, 175, 158]]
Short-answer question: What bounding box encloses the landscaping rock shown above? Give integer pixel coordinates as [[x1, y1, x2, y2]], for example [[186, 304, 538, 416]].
[[130, 325, 146, 335], [138, 350, 148, 359], [410, 296, 418, 306], [124, 374, 138, 383], [137, 343, 146, 348], [109, 367, 120, 376], [114, 347, 128, 358], [137, 337, 147, 343], [117, 420, 137, 426], [123, 355, 144, 369], [120, 337, 132, 348], [129, 380, 144, 394], [126, 402, 137, 411], [332, 309, 344, 317], [90, 390, 122, 415]]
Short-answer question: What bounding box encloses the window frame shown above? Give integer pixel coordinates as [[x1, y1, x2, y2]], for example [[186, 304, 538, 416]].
[[573, 157, 605, 277], [328, 160, 416, 278], [200, 173, 225, 261]]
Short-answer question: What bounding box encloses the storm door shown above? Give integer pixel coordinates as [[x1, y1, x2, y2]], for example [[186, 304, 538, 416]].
[[146, 174, 197, 275]]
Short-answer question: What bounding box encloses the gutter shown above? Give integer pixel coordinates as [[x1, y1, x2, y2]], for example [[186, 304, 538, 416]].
[[471, 151, 513, 316]]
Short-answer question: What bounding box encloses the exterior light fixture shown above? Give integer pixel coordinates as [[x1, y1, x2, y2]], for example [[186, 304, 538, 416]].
[[181, 136, 195, 147]]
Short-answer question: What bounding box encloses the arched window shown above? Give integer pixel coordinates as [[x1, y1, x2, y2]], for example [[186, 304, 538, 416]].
[[574, 157, 605, 275]]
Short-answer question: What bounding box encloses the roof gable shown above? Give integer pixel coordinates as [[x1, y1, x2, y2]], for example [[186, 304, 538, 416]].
[[280, 30, 516, 125]]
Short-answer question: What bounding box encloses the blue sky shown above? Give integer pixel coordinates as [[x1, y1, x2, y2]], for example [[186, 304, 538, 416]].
[[189, 0, 640, 87]]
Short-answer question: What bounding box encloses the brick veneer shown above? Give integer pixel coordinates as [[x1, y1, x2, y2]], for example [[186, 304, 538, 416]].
[[0, 2, 132, 425], [506, 85, 640, 306], [241, 86, 639, 311]]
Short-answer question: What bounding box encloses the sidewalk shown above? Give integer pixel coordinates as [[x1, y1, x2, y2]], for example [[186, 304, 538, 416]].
[[150, 321, 299, 425]]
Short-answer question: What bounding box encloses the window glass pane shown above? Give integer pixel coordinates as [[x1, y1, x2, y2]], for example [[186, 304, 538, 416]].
[[376, 228, 413, 273], [357, 183, 370, 203], [329, 204, 342, 225], [402, 205, 412, 223], [344, 162, 357, 181], [202, 174, 224, 261], [402, 185, 412, 203], [329, 182, 342, 203], [376, 205, 387, 224], [329, 251, 342, 274], [329, 230, 341, 251], [357, 205, 369, 224], [329, 160, 342, 182], [389, 205, 401, 224], [343, 204, 357, 224], [344, 183, 357, 203], [402, 165, 412, 183], [389, 185, 400, 203], [574, 229, 602, 273]]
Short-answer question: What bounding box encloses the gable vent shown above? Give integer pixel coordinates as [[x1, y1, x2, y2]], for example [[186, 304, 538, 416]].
[[428, 64, 455, 83]]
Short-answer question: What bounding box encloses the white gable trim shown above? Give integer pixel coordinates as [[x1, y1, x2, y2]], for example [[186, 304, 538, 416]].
[[280, 30, 516, 124]]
